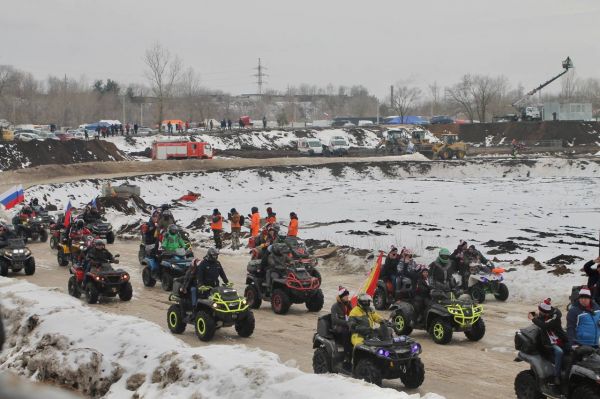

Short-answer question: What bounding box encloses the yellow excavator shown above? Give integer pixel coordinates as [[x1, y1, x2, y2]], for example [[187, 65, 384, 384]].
[[432, 134, 468, 159]]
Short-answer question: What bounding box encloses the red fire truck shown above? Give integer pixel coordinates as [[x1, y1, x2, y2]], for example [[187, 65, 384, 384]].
[[151, 140, 213, 160]]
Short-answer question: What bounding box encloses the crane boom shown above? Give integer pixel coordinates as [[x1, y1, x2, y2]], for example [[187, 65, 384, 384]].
[[512, 57, 574, 109]]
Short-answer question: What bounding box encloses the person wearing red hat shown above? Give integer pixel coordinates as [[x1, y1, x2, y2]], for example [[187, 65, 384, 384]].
[[567, 287, 600, 349], [331, 286, 353, 365], [528, 298, 568, 385]]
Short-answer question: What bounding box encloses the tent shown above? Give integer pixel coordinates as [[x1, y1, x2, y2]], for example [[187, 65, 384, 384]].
[[383, 116, 429, 125]]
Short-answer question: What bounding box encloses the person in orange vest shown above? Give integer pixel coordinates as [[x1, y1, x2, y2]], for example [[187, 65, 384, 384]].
[[288, 212, 299, 237], [210, 208, 223, 249], [228, 208, 242, 250], [250, 207, 261, 237], [266, 207, 277, 224]]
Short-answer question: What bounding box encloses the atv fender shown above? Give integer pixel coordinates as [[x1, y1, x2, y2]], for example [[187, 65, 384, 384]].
[[313, 334, 336, 357], [389, 302, 415, 321], [570, 364, 599, 381], [425, 307, 453, 329], [517, 352, 554, 382]]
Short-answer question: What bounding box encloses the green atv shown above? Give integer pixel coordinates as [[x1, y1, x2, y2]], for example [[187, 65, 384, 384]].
[[167, 280, 255, 342], [390, 287, 485, 345]]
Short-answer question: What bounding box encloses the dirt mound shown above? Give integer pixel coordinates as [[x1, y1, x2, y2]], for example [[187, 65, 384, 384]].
[[427, 121, 600, 145], [0, 139, 128, 171], [97, 195, 153, 215], [187, 216, 207, 230], [546, 254, 584, 265], [483, 240, 523, 254]]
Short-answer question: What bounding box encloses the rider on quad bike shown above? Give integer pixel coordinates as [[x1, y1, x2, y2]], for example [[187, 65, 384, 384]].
[[84, 239, 116, 285], [348, 294, 386, 347], [182, 248, 229, 307], [69, 219, 91, 243], [331, 286, 353, 365], [429, 248, 457, 288]]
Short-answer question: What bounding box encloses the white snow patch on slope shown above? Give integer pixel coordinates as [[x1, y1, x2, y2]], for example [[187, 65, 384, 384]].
[[0, 277, 443, 399]]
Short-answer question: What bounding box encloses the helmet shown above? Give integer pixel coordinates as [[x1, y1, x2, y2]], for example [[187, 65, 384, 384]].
[[31, 198, 39, 206], [76, 219, 84, 229], [168, 224, 178, 234], [230, 208, 237, 214], [357, 294, 372, 309], [94, 239, 105, 248], [212, 208, 219, 215], [206, 247, 219, 260], [162, 210, 172, 217], [251, 206, 258, 213], [438, 248, 451, 265], [160, 204, 170, 211]]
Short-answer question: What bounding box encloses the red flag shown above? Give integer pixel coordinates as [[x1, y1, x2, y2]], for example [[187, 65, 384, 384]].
[[64, 201, 73, 228], [351, 251, 384, 307]]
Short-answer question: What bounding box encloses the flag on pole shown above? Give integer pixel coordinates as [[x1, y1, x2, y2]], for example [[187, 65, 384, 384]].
[[351, 251, 385, 307], [90, 196, 97, 209], [0, 185, 25, 210], [64, 201, 73, 228]]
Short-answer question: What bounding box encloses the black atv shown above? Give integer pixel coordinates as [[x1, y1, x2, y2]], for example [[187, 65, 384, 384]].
[[0, 238, 36, 276], [87, 220, 115, 244], [67, 255, 132, 304], [514, 324, 600, 398], [142, 249, 192, 291], [167, 280, 255, 342], [32, 205, 56, 225], [244, 259, 324, 315], [374, 276, 414, 310], [16, 216, 48, 243], [390, 286, 485, 345], [312, 314, 425, 388]]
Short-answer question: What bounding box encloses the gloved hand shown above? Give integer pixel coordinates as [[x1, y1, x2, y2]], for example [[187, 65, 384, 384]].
[[225, 282, 234, 288]]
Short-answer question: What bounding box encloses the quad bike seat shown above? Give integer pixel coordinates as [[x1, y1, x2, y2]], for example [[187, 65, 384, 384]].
[[317, 314, 334, 339]]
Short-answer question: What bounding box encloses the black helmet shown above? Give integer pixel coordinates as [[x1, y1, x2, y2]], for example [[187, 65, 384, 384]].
[[206, 247, 219, 260], [76, 219, 84, 229], [230, 208, 237, 214], [251, 206, 258, 213], [94, 239, 105, 248], [160, 204, 170, 211], [213, 208, 219, 215], [162, 210, 172, 217], [357, 294, 372, 309], [168, 224, 178, 234], [32, 198, 39, 206]]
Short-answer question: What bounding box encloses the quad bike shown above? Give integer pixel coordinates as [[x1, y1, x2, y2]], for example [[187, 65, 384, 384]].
[[0, 238, 36, 276], [390, 285, 485, 345], [68, 255, 132, 304], [374, 276, 414, 310], [142, 248, 192, 291], [48, 220, 65, 250], [15, 216, 48, 243], [31, 205, 56, 225], [139, 226, 193, 264], [57, 235, 95, 267], [514, 324, 600, 398], [167, 281, 255, 342], [244, 252, 324, 314], [87, 220, 115, 244], [466, 263, 509, 303], [312, 314, 425, 388]]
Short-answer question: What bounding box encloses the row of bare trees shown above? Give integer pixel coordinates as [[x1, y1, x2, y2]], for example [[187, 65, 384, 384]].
[[0, 44, 599, 128]]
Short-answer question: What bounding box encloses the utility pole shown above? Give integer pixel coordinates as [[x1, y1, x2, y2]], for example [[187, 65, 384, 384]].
[[254, 58, 268, 95], [390, 85, 394, 108]]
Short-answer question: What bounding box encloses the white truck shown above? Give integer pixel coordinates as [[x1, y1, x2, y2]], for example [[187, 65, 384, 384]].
[[297, 138, 323, 155], [324, 136, 350, 156]]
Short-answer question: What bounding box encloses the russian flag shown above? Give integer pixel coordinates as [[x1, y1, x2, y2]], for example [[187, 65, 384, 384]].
[[64, 201, 73, 228], [0, 185, 25, 210]]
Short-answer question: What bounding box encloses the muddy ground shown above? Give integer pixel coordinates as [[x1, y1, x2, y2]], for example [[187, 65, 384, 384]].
[[3, 239, 542, 399]]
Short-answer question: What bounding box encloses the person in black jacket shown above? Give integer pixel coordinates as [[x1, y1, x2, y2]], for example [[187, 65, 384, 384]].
[[183, 248, 229, 307], [413, 266, 432, 323], [330, 286, 353, 364], [583, 257, 600, 301], [381, 246, 400, 291], [529, 298, 569, 385]]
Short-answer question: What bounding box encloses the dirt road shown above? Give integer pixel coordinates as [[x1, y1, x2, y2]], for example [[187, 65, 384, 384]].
[[7, 240, 537, 399]]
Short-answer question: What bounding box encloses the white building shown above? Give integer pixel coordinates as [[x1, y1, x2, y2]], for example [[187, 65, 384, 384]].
[[543, 102, 592, 121]]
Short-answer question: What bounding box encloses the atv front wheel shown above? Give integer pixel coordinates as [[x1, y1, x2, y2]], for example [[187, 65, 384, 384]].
[[68, 276, 81, 298], [138, 245, 145, 265], [514, 370, 544, 399], [494, 283, 509, 301], [161, 273, 174, 292], [235, 311, 255, 338], [305, 290, 324, 312], [244, 284, 262, 309], [0, 261, 8, 277], [572, 384, 600, 399], [142, 267, 157, 287], [271, 289, 291, 315], [39, 230, 48, 242], [429, 318, 453, 345], [464, 318, 486, 341], [400, 358, 425, 389], [24, 258, 35, 276], [469, 284, 486, 303], [106, 232, 115, 244], [167, 305, 186, 334], [354, 359, 382, 386], [312, 347, 332, 374], [119, 282, 133, 301], [85, 283, 99, 304], [392, 310, 413, 336], [456, 150, 466, 159], [194, 311, 216, 342], [49, 236, 58, 250], [57, 248, 69, 267], [373, 286, 387, 310]]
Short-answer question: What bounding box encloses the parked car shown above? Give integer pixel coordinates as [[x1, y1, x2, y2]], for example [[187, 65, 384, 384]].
[[14, 132, 43, 142], [54, 132, 74, 141], [430, 116, 455, 124], [70, 130, 87, 140], [298, 138, 323, 155], [324, 136, 350, 156], [137, 127, 153, 136]]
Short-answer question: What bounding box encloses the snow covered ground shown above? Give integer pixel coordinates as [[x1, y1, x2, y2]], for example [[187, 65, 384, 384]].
[[0, 277, 443, 399], [23, 157, 600, 302]]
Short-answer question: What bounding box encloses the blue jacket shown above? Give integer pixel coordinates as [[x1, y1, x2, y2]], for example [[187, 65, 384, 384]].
[[567, 301, 600, 347]]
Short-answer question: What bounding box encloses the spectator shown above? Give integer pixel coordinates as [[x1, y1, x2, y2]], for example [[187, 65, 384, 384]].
[[134, 123, 139, 135], [227, 119, 232, 130]]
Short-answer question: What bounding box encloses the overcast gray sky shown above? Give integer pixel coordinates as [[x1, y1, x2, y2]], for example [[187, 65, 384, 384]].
[[1, 0, 599, 97]]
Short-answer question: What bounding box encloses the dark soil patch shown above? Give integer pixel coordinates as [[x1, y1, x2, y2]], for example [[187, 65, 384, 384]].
[[187, 216, 207, 230], [522, 256, 545, 270], [548, 265, 573, 276], [546, 254, 584, 265], [98, 195, 153, 215], [348, 230, 388, 236], [483, 240, 523, 254]]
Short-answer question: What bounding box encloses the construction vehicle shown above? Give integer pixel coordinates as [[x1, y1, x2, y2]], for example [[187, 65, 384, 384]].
[[510, 57, 573, 121], [432, 134, 468, 159]]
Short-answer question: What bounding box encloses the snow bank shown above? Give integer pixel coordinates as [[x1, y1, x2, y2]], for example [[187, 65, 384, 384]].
[[0, 278, 443, 399]]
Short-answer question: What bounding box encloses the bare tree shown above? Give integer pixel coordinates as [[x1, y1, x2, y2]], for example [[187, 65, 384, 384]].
[[471, 75, 506, 122], [561, 69, 577, 100], [144, 43, 183, 131], [392, 85, 421, 123], [428, 81, 440, 116]]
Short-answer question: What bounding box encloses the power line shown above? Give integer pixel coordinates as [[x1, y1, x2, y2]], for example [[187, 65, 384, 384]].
[[253, 58, 268, 95]]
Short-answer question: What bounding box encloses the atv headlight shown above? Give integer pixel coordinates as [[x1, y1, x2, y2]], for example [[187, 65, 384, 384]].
[[376, 348, 391, 358], [121, 274, 130, 281], [411, 343, 422, 354], [481, 277, 488, 283], [242, 299, 247, 305], [24, 249, 31, 256], [212, 303, 219, 309], [107, 224, 113, 230]]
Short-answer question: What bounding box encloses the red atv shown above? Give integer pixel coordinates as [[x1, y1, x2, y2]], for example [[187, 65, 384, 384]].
[[67, 255, 132, 304]]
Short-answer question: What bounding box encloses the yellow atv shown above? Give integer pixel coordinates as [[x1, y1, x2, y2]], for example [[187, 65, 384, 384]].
[[57, 236, 92, 267], [432, 134, 468, 160]]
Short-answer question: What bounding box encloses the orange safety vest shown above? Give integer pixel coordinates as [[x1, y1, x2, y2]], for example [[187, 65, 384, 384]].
[[210, 215, 223, 231], [288, 219, 298, 237], [251, 213, 261, 236], [266, 215, 277, 224]]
